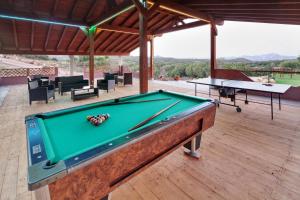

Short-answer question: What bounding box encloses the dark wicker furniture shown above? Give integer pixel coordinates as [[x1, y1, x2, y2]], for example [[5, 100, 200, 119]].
[[71, 86, 99, 101], [28, 80, 55, 105], [118, 72, 133, 86], [55, 76, 89, 95], [97, 74, 116, 92]]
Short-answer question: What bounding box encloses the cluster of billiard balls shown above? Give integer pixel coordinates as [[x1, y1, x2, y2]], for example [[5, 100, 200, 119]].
[[87, 114, 110, 126]]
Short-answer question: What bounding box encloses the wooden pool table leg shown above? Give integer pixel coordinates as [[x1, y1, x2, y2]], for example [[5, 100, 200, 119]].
[[100, 194, 109, 200], [184, 132, 202, 159]]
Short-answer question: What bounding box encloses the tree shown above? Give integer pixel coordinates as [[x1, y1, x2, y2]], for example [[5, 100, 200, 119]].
[[280, 60, 300, 70]]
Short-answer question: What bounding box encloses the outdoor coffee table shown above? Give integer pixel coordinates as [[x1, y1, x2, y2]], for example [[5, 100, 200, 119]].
[[71, 86, 99, 101]]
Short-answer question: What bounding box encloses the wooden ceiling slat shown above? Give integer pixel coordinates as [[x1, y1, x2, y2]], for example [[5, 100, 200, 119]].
[[81, 4, 133, 53], [12, 20, 18, 49], [76, 36, 88, 52], [182, 0, 300, 6], [214, 14, 300, 20], [69, 0, 79, 19], [223, 16, 300, 25], [101, 10, 139, 52], [52, 0, 60, 16], [154, 20, 208, 35], [106, 9, 151, 52], [94, 12, 131, 52], [120, 13, 171, 53], [44, 24, 52, 50], [67, 28, 81, 51], [56, 26, 67, 50], [0, 49, 129, 55], [119, 35, 138, 52], [150, 0, 212, 23], [85, 0, 99, 22], [114, 13, 166, 52], [97, 9, 140, 52], [114, 34, 136, 52], [203, 10, 300, 16], [31, 22, 35, 50], [190, 4, 300, 10], [90, 0, 134, 26]]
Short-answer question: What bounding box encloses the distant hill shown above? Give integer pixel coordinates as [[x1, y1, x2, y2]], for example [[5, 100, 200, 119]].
[[124, 54, 297, 63], [235, 53, 296, 62]]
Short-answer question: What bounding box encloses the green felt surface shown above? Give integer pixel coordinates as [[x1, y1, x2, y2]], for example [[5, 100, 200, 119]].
[[38, 91, 209, 163]]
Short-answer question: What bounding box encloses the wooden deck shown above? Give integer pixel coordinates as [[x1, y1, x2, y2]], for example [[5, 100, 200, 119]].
[[0, 80, 300, 200]]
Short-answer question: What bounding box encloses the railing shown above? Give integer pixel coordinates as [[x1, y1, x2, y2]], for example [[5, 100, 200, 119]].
[[0, 67, 58, 77], [0, 67, 58, 85], [242, 69, 300, 77]]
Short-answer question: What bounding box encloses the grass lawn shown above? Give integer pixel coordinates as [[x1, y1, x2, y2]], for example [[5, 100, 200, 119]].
[[273, 74, 300, 86]]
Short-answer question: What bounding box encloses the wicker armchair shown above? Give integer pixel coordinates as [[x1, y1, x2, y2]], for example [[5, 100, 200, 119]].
[[97, 74, 116, 93], [28, 80, 55, 105]]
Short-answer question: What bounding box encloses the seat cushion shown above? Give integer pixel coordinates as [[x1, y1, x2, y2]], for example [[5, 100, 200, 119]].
[[29, 81, 39, 89]]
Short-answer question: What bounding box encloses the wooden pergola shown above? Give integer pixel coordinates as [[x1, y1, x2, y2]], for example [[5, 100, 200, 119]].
[[0, 0, 300, 93]]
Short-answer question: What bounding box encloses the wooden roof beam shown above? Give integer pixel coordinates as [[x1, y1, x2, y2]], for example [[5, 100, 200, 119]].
[[91, 0, 135, 27], [183, 0, 300, 6], [0, 9, 87, 28], [98, 24, 140, 35], [0, 49, 129, 56], [223, 17, 300, 25], [190, 4, 300, 10], [153, 20, 209, 35], [148, 0, 213, 23], [148, 1, 160, 17], [131, 0, 147, 16]]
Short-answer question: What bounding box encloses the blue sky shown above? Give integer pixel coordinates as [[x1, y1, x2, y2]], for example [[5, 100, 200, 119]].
[[131, 21, 300, 59]]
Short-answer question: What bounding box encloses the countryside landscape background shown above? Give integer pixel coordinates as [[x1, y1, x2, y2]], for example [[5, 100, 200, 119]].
[[1, 54, 300, 86]]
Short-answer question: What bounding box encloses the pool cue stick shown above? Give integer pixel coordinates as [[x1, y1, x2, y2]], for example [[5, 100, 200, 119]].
[[128, 100, 182, 132], [36, 98, 172, 119], [106, 98, 172, 106]]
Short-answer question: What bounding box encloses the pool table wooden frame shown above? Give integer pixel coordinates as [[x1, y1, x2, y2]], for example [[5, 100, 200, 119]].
[[25, 90, 216, 200]]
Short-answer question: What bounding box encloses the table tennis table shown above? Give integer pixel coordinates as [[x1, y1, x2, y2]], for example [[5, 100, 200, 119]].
[[187, 78, 291, 119]]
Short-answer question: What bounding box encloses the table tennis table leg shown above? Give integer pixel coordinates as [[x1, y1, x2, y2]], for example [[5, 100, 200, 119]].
[[245, 90, 249, 104], [209, 86, 211, 97], [194, 84, 197, 96], [271, 93, 274, 120], [233, 89, 236, 106], [279, 94, 281, 110]]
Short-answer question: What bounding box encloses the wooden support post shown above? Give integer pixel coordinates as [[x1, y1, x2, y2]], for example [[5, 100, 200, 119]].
[[149, 37, 154, 80], [119, 56, 123, 75], [69, 55, 75, 76], [137, 0, 148, 93], [88, 28, 96, 86], [210, 24, 217, 78]]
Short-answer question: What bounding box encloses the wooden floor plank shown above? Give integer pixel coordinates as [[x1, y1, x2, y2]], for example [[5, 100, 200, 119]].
[[0, 81, 299, 200]]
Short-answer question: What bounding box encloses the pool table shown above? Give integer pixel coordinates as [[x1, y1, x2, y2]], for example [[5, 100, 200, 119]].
[[25, 90, 216, 200]]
